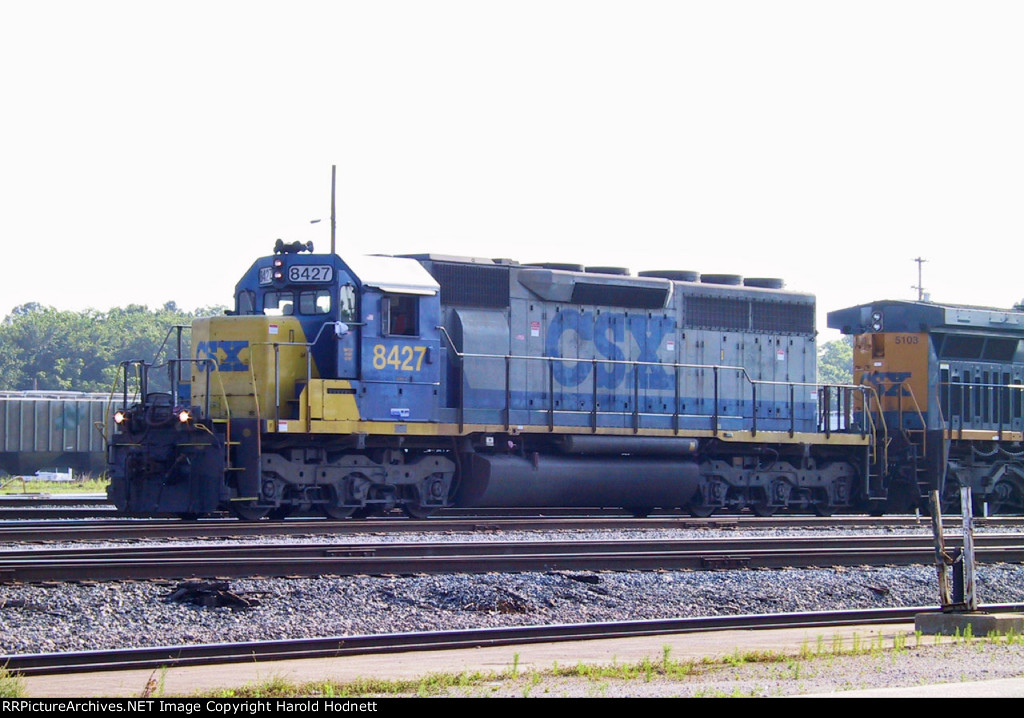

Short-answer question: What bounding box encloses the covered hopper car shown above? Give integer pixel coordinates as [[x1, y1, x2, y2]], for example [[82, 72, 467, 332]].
[[0, 391, 111, 478]]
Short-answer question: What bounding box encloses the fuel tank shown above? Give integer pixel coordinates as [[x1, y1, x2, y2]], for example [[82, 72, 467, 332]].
[[456, 453, 700, 508]]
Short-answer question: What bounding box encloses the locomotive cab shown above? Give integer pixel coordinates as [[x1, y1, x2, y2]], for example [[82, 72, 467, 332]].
[[199, 242, 443, 426]]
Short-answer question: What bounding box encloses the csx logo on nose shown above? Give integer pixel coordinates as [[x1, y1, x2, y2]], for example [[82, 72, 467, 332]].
[[195, 341, 249, 372]]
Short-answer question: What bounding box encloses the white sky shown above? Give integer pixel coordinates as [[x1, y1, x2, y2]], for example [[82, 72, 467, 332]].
[[2, 1, 1022, 342]]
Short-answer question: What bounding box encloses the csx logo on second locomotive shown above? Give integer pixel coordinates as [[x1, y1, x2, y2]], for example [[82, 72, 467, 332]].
[[863, 371, 913, 397], [195, 341, 250, 372]]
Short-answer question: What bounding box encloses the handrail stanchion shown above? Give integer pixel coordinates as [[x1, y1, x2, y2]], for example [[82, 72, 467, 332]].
[[273, 344, 281, 428], [789, 384, 795, 438], [504, 355, 511, 432], [548, 358, 555, 432], [824, 385, 831, 438], [458, 353, 465, 433], [712, 366, 719, 436], [751, 382, 757, 437], [998, 383, 1004, 440], [633, 362, 640, 434], [673, 365, 680, 435]]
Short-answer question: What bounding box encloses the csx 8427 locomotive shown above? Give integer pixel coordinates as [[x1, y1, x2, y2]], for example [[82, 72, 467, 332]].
[[106, 240, 1024, 518]]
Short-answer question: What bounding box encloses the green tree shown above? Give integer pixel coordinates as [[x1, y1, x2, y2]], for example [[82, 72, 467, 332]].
[[818, 336, 853, 385], [0, 303, 226, 392]]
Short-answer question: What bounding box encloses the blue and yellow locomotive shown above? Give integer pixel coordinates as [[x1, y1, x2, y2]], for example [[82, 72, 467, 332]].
[[112, 240, 1024, 519]]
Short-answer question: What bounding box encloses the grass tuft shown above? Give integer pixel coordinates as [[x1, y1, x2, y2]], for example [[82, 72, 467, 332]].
[[0, 665, 26, 698]]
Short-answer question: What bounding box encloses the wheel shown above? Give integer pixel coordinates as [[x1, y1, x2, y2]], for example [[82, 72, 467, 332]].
[[749, 502, 777, 518], [323, 504, 357, 519], [352, 505, 385, 519], [268, 506, 293, 520], [626, 506, 654, 518], [233, 504, 270, 521], [987, 480, 1024, 516], [812, 502, 835, 517], [687, 500, 717, 518], [402, 503, 437, 519]]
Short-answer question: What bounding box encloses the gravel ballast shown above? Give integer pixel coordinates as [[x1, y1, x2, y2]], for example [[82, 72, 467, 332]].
[[3, 562, 1024, 654], [4, 526, 1024, 696]]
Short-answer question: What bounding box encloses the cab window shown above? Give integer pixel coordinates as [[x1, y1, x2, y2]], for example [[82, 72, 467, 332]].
[[236, 290, 255, 315], [299, 290, 331, 315], [383, 295, 418, 336], [263, 291, 294, 316], [339, 284, 356, 321]]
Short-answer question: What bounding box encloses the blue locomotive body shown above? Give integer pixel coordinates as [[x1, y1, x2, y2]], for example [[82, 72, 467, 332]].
[[107, 242, 872, 519]]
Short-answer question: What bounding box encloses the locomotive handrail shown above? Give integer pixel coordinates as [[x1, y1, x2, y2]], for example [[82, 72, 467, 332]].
[[439, 335, 861, 394], [151, 324, 192, 387], [903, 380, 928, 474], [250, 321, 350, 432], [897, 380, 927, 438], [167, 358, 217, 422], [179, 356, 234, 471], [937, 378, 1024, 439], [99, 369, 135, 447], [840, 382, 887, 501], [437, 326, 871, 438]]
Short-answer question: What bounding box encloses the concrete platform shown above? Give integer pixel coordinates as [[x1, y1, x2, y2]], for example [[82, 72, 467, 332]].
[[915, 611, 1024, 636], [20, 623, 911, 698], [14, 620, 1024, 699]]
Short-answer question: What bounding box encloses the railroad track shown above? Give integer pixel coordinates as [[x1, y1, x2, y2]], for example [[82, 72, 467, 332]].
[[3, 534, 1023, 582], [5, 603, 1024, 677], [2, 514, 1021, 543]]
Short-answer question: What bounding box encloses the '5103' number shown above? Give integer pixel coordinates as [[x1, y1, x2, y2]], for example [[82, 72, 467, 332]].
[[372, 344, 427, 372]]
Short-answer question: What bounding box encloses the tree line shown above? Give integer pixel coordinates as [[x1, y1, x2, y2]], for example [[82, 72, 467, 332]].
[[0, 302, 226, 393]]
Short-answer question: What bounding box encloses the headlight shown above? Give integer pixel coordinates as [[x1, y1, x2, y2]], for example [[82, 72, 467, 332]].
[[176, 408, 192, 423], [113, 411, 126, 424], [870, 311, 883, 332]]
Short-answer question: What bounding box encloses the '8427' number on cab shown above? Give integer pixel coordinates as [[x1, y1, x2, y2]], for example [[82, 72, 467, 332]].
[[372, 344, 427, 372]]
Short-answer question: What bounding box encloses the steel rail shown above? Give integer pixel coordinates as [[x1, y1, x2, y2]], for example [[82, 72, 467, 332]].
[[2, 514, 1021, 543], [5, 603, 1024, 677], [3, 535, 1024, 582]]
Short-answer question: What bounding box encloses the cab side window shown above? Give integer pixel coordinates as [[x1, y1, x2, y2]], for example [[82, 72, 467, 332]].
[[383, 295, 418, 336], [339, 284, 356, 321]]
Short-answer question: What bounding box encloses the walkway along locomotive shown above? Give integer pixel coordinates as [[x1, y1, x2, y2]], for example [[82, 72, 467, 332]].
[[105, 241, 1024, 518]]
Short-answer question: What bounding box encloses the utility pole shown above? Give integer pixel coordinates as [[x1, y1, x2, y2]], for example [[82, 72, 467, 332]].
[[330, 164, 337, 255], [912, 256, 927, 301]]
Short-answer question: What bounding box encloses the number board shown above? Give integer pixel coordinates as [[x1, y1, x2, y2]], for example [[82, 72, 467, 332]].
[[288, 265, 334, 283]]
